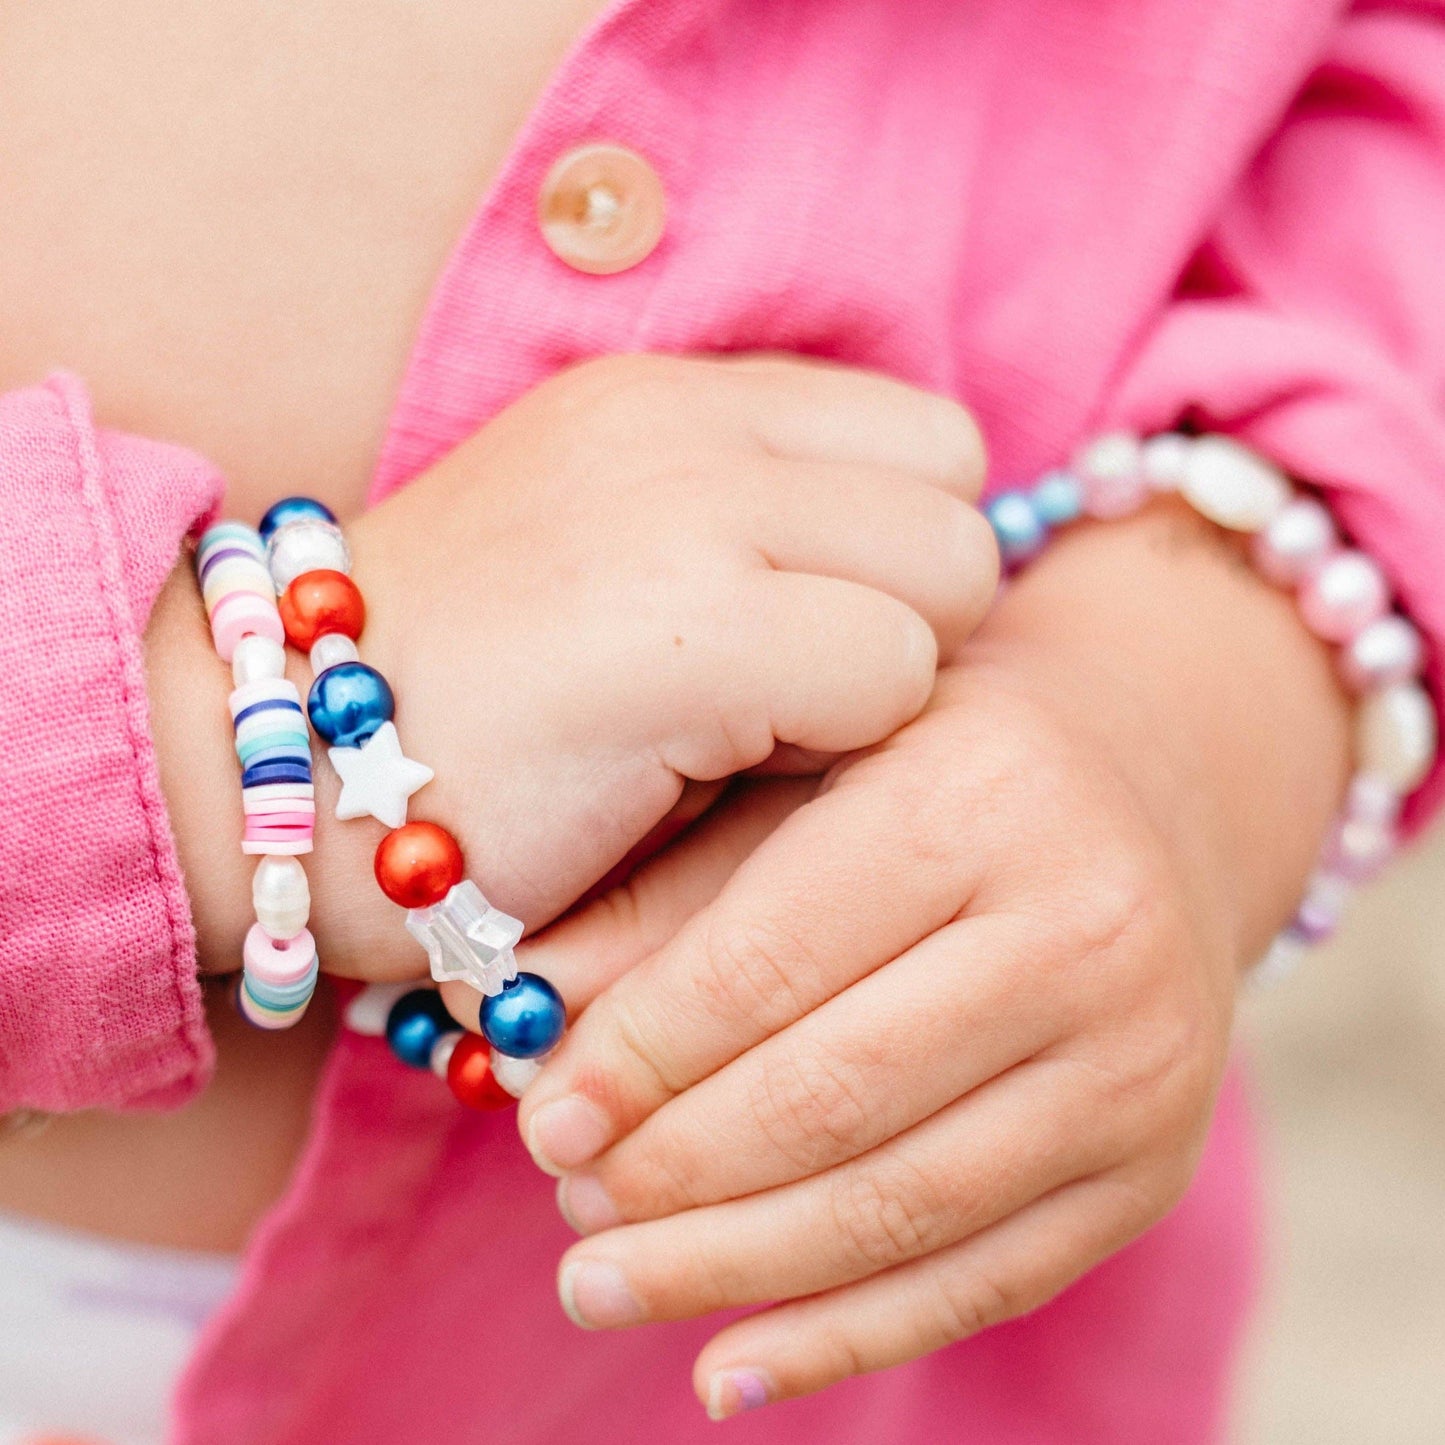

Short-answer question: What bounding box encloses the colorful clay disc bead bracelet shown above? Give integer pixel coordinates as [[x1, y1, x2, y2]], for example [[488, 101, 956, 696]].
[[194, 521, 319, 1030], [261, 497, 567, 1109], [985, 431, 1438, 981]]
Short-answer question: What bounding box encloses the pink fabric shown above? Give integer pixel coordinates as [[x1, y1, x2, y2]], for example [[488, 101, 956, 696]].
[[0, 376, 219, 1112], [0, 0, 1440, 1438]]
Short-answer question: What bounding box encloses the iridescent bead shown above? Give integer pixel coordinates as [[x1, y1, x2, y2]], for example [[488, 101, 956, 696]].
[[231, 634, 288, 687], [1074, 431, 1147, 519], [985, 491, 1045, 566], [307, 662, 394, 748], [1249, 497, 1337, 586], [259, 495, 337, 542], [267, 518, 351, 590], [1178, 435, 1289, 532], [375, 822, 465, 909], [1298, 551, 1389, 643], [480, 972, 566, 1059], [1339, 615, 1423, 694], [446, 1034, 516, 1111], [385, 988, 456, 1069], [1031, 470, 1083, 526], [1140, 433, 1193, 492], [251, 855, 311, 940], [1356, 680, 1437, 793], [279, 570, 366, 651], [309, 633, 360, 674], [405, 880, 522, 995]]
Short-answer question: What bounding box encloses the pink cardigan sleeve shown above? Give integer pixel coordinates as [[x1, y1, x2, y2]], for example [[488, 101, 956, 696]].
[[0, 374, 221, 1113], [1113, 1, 1445, 826]]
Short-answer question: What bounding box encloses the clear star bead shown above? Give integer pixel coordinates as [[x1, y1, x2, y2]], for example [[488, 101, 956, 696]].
[[405, 881, 523, 996]]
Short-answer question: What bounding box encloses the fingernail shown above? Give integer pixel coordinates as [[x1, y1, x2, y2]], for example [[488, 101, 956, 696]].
[[526, 1096, 613, 1176], [558, 1260, 644, 1329], [706, 1368, 774, 1421], [557, 1174, 623, 1235]]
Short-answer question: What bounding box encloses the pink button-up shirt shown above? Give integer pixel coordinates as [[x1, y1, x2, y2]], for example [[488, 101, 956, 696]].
[[3, 1, 1445, 1439]]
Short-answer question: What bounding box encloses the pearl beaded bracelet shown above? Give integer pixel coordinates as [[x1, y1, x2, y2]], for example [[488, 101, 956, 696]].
[[985, 431, 1438, 980], [194, 522, 319, 1029], [259, 497, 566, 1110]]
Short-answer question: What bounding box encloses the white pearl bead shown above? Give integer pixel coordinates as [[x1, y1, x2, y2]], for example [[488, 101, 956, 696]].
[[1140, 433, 1193, 491], [1339, 615, 1423, 693], [251, 855, 311, 940], [266, 519, 351, 590], [491, 1049, 548, 1098], [309, 633, 361, 674], [1357, 680, 1437, 793], [1253, 931, 1307, 986], [1179, 436, 1291, 532], [231, 633, 288, 687], [1298, 550, 1389, 643], [1075, 431, 1147, 519], [1345, 772, 1402, 826], [1250, 497, 1338, 586], [430, 1031, 463, 1080], [342, 980, 416, 1037]]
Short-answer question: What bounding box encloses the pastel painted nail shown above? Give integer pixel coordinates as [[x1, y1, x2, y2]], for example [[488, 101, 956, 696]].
[[706, 1368, 774, 1420]]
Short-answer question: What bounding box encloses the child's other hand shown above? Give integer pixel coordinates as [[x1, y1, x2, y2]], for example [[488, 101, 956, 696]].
[[512, 502, 1350, 1417], [313, 354, 996, 978]]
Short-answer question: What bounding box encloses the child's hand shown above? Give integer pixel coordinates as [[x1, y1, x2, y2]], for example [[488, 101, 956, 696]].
[[511, 501, 1351, 1418], [157, 354, 996, 977]]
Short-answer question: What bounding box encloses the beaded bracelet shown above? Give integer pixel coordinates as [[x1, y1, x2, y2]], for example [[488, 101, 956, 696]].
[[259, 497, 566, 1109], [194, 522, 319, 1029], [985, 431, 1438, 980]]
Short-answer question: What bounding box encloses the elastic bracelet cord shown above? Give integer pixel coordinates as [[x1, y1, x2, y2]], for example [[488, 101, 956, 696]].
[[195, 523, 319, 1029], [985, 432, 1439, 981], [259, 498, 565, 1110]]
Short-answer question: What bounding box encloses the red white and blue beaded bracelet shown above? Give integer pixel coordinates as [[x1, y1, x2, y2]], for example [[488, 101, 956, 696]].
[[195, 522, 319, 1030], [258, 497, 565, 1109], [985, 431, 1438, 980]]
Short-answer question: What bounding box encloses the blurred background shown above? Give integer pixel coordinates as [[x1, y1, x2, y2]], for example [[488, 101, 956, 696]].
[[1233, 827, 1445, 1442]]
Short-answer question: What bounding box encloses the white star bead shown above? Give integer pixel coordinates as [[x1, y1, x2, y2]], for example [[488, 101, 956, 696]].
[[329, 722, 434, 828]]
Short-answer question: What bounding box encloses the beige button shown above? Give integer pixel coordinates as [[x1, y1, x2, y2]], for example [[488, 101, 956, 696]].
[[538, 143, 666, 275]]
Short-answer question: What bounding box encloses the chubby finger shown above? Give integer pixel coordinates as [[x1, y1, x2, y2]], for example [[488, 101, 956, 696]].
[[719, 356, 988, 497], [692, 1173, 1149, 1419], [554, 1059, 1109, 1326], [518, 764, 974, 1173], [556, 915, 1067, 1228], [747, 459, 998, 653]]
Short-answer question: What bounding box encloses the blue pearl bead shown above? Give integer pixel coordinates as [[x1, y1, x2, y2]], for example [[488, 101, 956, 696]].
[[480, 973, 566, 1059], [258, 495, 337, 543], [985, 491, 1046, 565], [307, 662, 395, 748], [1031, 470, 1084, 527], [385, 989, 455, 1069]]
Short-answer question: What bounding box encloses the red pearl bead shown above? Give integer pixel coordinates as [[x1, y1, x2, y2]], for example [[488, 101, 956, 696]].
[[446, 1033, 515, 1111], [374, 822, 465, 909], [279, 569, 366, 651]]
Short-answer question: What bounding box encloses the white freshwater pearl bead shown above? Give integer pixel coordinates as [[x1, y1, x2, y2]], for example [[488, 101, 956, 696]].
[[1140, 433, 1193, 491], [231, 633, 289, 687], [1357, 681, 1437, 793], [1250, 497, 1338, 586], [430, 1031, 464, 1080], [309, 633, 361, 674], [1339, 615, 1424, 693], [491, 1049, 548, 1098], [266, 519, 351, 590], [1179, 435, 1290, 532], [1345, 773, 1403, 826], [1298, 550, 1389, 643], [342, 981, 416, 1037], [1075, 431, 1147, 519], [251, 855, 311, 940]]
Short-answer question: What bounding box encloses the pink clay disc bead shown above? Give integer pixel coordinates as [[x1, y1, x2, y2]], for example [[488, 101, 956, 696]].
[[243, 922, 317, 987], [1075, 432, 1148, 520], [1250, 497, 1337, 587], [210, 591, 286, 663], [1339, 615, 1424, 693], [1297, 550, 1389, 644]]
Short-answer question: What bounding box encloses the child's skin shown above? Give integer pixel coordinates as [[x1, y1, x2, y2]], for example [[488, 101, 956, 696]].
[[0, 0, 1351, 1415]]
